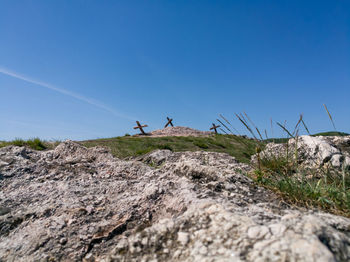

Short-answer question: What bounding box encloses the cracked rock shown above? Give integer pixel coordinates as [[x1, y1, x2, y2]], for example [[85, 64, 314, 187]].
[[0, 141, 349, 261]]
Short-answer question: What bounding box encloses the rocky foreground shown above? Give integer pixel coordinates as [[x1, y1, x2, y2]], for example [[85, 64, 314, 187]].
[[1, 140, 350, 261]]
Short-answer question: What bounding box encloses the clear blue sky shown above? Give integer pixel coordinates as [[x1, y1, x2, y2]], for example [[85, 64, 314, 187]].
[[1, 0, 349, 140]]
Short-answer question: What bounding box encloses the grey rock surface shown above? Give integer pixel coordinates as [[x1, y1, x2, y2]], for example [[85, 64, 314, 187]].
[[255, 135, 350, 170], [0, 141, 349, 262]]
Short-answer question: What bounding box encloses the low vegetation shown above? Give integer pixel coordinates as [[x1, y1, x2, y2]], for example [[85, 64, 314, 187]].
[[219, 105, 350, 217], [82, 134, 258, 163], [312, 131, 349, 137], [0, 138, 47, 150], [252, 154, 350, 217], [0, 138, 59, 151]]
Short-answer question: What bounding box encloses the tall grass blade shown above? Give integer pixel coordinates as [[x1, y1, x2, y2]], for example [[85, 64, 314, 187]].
[[277, 122, 294, 138], [219, 114, 241, 135], [270, 118, 274, 142], [244, 112, 263, 141], [270, 118, 273, 135], [292, 114, 303, 136], [323, 104, 336, 130], [239, 113, 248, 125], [240, 113, 257, 138], [255, 127, 263, 141], [264, 129, 269, 140], [301, 119, 311, 135], [235, 113, 257, 139], [219, 128, 228, 135], [216, 118, 233, 135], [243, 112, 256, 128]]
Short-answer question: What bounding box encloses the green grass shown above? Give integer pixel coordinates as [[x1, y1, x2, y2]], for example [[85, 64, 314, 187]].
[[253, 154, 350, 217], [312, 131, 349, 137], [231, 106, 350, 217], [0, 138, 58, 151], [81, 134, 258, 163]]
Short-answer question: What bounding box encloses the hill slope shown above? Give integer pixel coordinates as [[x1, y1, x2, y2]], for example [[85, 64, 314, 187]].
[[81, 134, 258, 164]]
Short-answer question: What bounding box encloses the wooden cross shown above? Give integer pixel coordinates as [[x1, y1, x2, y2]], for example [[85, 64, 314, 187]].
[[134, 121, 148, 135], [164, 117, 174, 128], [210, 123, 220, 134]]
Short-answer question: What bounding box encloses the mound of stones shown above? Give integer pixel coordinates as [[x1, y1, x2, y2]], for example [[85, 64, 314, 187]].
[[255, 135, 350, 170], [1, 141, 350, 261], [148, 126, 212, 137]]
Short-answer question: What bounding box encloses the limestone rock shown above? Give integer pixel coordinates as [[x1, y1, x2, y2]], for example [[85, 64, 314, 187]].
[[254, 135, 350, 169], [0, 141, 349, 261]]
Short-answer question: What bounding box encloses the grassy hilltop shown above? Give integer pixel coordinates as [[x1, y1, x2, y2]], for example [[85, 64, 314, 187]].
[[1, 131, 348, 162], [0, 134, 259, 163], [81, 134, 258, 164]]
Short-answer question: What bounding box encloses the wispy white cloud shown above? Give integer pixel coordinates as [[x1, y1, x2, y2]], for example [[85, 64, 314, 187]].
[[0, 66, 136, 120]]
